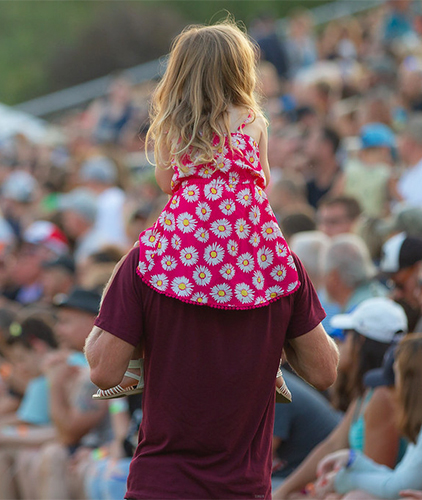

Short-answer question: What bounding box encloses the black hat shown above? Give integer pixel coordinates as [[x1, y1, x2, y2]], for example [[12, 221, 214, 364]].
[[380, 232, 422, 273], [54, 287, 101, 315], [364, 344, 397, 388], [42, 255, 76, 275]]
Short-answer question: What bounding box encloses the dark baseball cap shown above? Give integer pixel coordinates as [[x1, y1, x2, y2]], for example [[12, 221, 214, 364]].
[[364, 344, 397, 388], [42, 255, 76, 275], [53, 287, 101, 315], [379, 232, 422, 273]]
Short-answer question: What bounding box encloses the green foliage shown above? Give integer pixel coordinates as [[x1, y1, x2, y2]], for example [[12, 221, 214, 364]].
[[1, 0, 332, 105]]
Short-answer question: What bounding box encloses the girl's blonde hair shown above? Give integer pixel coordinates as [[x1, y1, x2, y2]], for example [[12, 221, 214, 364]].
[[395, 333, 422, 443], [146, 20, 262, 171]]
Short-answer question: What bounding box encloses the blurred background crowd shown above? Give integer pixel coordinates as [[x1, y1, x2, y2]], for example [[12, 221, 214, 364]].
[[2, 0, 422, 499]]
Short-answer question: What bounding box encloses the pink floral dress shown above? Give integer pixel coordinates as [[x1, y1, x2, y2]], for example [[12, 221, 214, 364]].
[[137, 118, 300, 309]]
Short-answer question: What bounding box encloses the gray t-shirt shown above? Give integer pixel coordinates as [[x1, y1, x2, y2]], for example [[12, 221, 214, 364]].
[[273, 371, 341, 478]]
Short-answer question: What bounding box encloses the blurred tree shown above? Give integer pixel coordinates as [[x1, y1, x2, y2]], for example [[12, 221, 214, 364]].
[[0, 0, 331, 105], [46, 5, 185, 90]]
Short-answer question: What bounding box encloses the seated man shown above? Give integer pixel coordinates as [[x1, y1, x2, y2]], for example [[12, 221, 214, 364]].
[[0, 317, 59, 499], [271, 370, 341, 490]]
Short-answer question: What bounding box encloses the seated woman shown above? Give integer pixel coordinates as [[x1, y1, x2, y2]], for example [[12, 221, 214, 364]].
[[273, 297, 408, 499], [315, 332, 422, 499]]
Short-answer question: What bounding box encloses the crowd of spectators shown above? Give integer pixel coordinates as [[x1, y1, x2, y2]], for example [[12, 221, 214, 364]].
[[1, 1, 422, 498]]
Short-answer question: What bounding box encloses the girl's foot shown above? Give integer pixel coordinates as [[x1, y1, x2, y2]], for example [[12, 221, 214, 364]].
[[92, 359, 144, 400], [276, 368, 292, 403]]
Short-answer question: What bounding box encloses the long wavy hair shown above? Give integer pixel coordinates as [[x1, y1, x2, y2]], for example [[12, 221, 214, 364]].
[[395, 333, 422, 443], [146, 20, 262, 171]]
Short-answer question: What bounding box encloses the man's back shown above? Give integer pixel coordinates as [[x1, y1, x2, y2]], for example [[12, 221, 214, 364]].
[[95, 248, 326, 499]]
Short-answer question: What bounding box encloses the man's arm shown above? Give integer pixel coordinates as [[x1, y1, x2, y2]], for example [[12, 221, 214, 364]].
[[284, 323, 339, 391], [84, 326, 134, 390]]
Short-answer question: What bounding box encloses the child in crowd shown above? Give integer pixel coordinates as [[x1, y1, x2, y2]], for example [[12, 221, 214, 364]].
[[93, 20, 301, 403]]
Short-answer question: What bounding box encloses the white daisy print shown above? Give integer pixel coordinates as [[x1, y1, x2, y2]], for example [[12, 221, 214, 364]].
[[219, 199, 236, 216], [198, 165, 214, 178], [161, 255, 177, 271], [234, 159, 248, 170], [193, 265, 212, 286], [249, 206, 261, 225], [252, 270, 264, 290], [182, 184, 200, 203], [177, 162, 195, 178], [246, 152, 258, 166], [171, 234, 182, 250], [196, 202, 212, 221], [235, 283, 255, 304], [237, 188, 252, 207], [141, 229, 160, 248], [194, 227, 210, 243], [235, 218, 251, 239], [257, 247, 274, 269], [275, 242, 287, 257], [271, 264, 287, 282], [227, 239, 238, 256], [169, 195, 180, 210], [171, 276, 193, 297], [191, 292, 208, 304], [176, 212, 197, 233], [150, 274, 168, 291], [160, 212, 175, 232], [137, 261, 147, 274], [287, 281, 299, 293], [254, 296, 266, 306], [262, 221, 278, 241], [145, 250, 156, 271], [255, 187, 266, 204], [226, 172, 239, 192], [220, 263, 235, 280], [266, 285, 283, 300], [249, 231, 261, 248], [287, 255, 297, 269], [215, 156, 231, 173], [204, 243, 224, 266], [210, 219, 232, 239], [265, 205, 274, 216], [180, 246, 199, 267], [210, 283, 232, 304], [237, 253, 254, 273], [155, 235, 168, 256], [233, 135, 246, 150], [204, 179, 224, 201]]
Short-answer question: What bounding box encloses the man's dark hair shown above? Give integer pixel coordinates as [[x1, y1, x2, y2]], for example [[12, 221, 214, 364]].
[[318, 195, 362, 220], [322, 127, 341, 154], [6, 318, 58, 350]]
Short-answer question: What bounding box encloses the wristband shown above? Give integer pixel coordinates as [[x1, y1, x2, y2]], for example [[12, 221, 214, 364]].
[[346, 449, 357, 468]]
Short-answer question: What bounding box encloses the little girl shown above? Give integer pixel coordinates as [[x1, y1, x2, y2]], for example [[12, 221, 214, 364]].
[[94, 20, 300, 403]]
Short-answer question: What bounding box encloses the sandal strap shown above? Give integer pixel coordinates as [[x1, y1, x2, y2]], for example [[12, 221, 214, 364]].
[[123, 370, 142, 382], [128, 359, 144, 369]]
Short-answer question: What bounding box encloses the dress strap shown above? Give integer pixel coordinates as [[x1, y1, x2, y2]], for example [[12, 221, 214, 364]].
[[236, 111, 253, 132]]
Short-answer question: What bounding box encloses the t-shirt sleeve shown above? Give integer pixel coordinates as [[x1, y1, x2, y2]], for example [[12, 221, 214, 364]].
[[94, 247, 144, 347], [285, 253, 326, 340]]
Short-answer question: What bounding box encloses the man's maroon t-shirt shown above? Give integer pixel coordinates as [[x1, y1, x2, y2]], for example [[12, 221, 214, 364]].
[[95, 248, 325, 500]]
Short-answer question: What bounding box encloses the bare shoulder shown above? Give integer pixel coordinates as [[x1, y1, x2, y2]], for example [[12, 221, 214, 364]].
[[365, 387, 396, 423], [242, 112, 267, 143]]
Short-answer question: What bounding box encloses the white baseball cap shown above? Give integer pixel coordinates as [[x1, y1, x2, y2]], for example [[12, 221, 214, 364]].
[[330, 297, 407, 343]]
